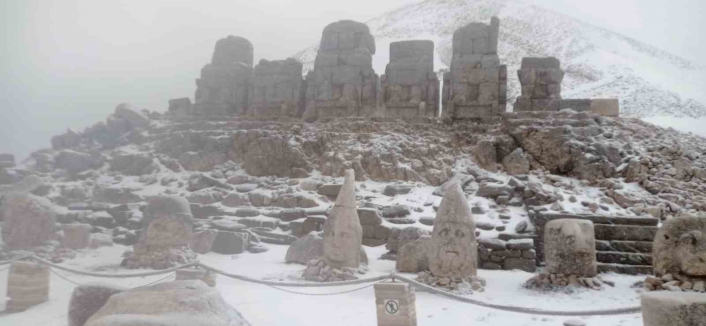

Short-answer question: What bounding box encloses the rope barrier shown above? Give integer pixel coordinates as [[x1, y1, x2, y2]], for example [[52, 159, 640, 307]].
[[29, 256, 198, 278], [0, 254, 33, 266], [0, 255, 644, 316], [196, 263, 391, 287], [265, 282, 379, 296], [49, 269, 82, 286], [394, 275, 642, 316]]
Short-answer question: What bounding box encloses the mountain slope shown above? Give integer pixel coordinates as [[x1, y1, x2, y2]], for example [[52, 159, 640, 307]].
[[294, 0, 706, 118]]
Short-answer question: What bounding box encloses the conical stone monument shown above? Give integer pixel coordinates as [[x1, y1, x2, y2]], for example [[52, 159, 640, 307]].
[[302, 169, 364, 282], [429, 183, 478, 278], [323, 169, 363, 269]]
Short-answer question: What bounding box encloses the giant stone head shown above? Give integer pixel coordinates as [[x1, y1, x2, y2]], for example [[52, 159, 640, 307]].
[[653, 215, 706, 277], [429, 183, 478, 278], [322, 169, 362, 269]]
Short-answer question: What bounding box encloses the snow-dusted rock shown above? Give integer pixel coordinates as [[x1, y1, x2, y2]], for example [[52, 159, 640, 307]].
[[396, 236, 430, 273], [1, 193, 56, 249], [84, 281, 250, 326], [68, 283, 128, 326], [641, 292, 706, 326], [653, 215, 706, 277]]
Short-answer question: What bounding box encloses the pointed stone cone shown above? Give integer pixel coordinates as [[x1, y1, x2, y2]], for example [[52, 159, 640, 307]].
[[429, 182, 478, 278], [434, 183, 474, 227], [322, 169, 363, 268]]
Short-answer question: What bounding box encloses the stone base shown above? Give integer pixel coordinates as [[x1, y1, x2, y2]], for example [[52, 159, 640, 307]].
[[301, 258, 366, 282], [524, 273, 613, 291], [641, 291, 706, 326], [7, 261, 50, 312], [643, 273, 706, 292], [123, 245, 197, 270], [415, 270, 486, 293]]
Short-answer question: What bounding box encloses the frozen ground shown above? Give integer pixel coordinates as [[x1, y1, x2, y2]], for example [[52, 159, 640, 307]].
[[0, 243, 646, 326]]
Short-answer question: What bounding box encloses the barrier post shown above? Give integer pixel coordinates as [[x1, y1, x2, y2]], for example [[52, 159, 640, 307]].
[[374, 282, 417, 326], [6, 261, 50, 312]]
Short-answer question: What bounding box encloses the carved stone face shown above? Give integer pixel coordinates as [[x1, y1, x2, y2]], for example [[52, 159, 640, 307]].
[[429, 221, 477, 278], [544, 219, 596, 276], [654, 216, 706, 277], [323, 221, 361, 268]]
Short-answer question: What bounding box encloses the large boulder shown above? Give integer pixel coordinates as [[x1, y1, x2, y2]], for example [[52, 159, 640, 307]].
[[62, 223, 93, 250], [68, 283, 128, 326], [653, 215, 706, 277], [55, 150, 100, 174], [110, 153, 156, 176], [190, 229, 218, 254], [641, 292, 706, 326], [84, 280, 250, 326], [284, 232, 368, 265], [114, 103, 150, 129], [502, 148, 530, 175], [212, 231, 249, 255], [1, 193, 56, 249]]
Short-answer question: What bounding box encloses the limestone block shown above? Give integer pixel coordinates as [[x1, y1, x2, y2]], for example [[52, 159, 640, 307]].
[[6, 261, 50, 312], [212, 231, 249, 255], [559, 99, 591, 112], [590, 99, 620, 117], [641, 292, 706, 326], [521, 57, 561, 69], [190, 229, 218, 254], [62, 223, 93, 250], [544, 219, 597, 276], [396, 237, 430, 273], [374, 282, 417, 326]]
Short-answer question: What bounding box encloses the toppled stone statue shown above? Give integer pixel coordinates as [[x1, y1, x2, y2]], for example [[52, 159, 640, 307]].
[[443, 17, 507, 120], [415, 183, 485, 292], [526, 218, 606, 291], [302, 169, 365, 281], [123, 196, 197, 269], [643, 215, 706, 292], [514, 57, 564, 112], [304, 20, 378, 121], [83, 280, 250, 326], [193, 36, 254, 116], [247, 58, 306, 118], [381, 40, 439, 118]]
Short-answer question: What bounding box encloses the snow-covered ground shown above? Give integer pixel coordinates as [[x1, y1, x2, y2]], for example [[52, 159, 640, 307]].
[[0, 242, 646, 326]]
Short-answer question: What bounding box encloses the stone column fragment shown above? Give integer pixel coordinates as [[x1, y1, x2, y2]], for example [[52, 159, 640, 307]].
[[381, 40, 439, 118], [544, 218, 597, 276]]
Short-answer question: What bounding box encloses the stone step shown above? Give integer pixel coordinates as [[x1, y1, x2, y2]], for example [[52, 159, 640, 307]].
[[594, 224, 658, 241], [597, 263, 653, 276], [535, 212, 659, 227], [596, 251, 653, 266], [595, 240, 653, 253]]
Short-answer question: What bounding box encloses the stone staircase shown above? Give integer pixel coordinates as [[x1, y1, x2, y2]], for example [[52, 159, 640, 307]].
[[534, 212, 658, 275]]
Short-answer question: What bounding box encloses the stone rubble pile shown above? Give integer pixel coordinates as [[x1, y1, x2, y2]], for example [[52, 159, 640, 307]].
[[524, 273, 614, 291]]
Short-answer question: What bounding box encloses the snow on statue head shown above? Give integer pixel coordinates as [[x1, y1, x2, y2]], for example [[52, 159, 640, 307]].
[[322, 169, 362, 269], [653, 215, 706, 277], [429, 183, 478, 278], [141, 195, 194, 248]]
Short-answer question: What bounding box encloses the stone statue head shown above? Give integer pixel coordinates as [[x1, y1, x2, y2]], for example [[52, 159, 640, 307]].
[[429, 183, 477, 278], [653, 216, 706, 277], [544, 218, 596, 276], [322, 169, 362, 268], [141, 196, 194, 248]]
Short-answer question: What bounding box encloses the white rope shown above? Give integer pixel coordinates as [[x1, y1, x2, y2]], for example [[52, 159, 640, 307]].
[[0, 254, 33, 266], [30, 256, 198, 278], [394, 275, 642, 316], [266, 282, 379, 296]]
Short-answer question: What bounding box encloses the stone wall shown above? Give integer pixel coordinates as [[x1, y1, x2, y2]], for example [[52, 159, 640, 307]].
[[478, 238, 536, 272], [443, 17, 507, 120], [381, 40, 439, 118], [304, 20, 379, 120], [193, 36, 254, 116], [248, 58, 306, 118], [514, 57, 564, 112]]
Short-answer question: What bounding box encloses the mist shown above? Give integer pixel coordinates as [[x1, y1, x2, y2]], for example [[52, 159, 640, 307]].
[[1, 0, 704, 161]]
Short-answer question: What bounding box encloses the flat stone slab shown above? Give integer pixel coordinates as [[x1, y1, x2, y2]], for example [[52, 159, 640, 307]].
[[642, 291, 706, 326], [594, 224, 658, 241]]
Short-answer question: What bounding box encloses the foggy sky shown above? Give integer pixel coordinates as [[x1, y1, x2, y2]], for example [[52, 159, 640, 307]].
[[1, 0, 704, 161]]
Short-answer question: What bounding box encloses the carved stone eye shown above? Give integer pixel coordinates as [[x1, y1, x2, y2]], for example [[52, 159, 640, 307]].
[[439, 228, 450, 237], [679, 232, 697, 246], [455, 229, 465, 238], [566, 235, 576, 245]]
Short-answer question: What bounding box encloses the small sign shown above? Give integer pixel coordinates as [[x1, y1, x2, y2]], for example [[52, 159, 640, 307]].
[[384, 300, 399, 315]]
